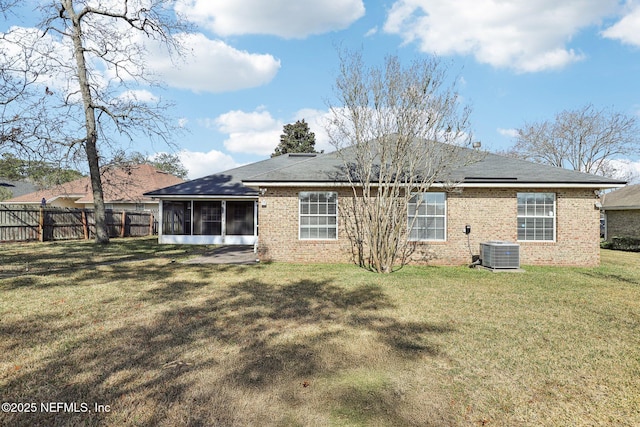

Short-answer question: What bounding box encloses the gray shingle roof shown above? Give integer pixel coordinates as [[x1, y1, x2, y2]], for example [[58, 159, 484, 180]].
[[144, 153, 318, 197], [447, 152, 625, 185], [0, 178, 37, 199], [243, 147, 625, 186], [146, 142, 625, 198], [601, 184, 640, 209]]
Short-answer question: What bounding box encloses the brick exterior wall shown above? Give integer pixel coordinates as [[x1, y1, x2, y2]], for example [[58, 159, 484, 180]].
[[605, 210, 640, 238], [257, 186, 601, 266], [257, 187, 354, 264]]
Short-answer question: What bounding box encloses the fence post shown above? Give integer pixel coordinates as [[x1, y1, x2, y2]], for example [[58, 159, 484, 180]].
[[38, 208, 44, 242], [82, 209, 89, 240], [121, 211, 126, 238], [149, 212, 154, 236]]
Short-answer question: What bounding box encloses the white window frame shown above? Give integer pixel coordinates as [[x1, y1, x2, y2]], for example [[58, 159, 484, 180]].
[[517, 192, 556, 242], [299, 192, 338, 240], [408, 192, 447, 242]]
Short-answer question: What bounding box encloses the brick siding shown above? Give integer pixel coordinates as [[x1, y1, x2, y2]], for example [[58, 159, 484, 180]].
[[257, 186, 601, 266], [605, 210, 640, 239]]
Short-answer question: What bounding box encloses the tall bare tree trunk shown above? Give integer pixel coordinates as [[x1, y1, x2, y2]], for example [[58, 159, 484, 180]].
[[64, 0, 109, 243]]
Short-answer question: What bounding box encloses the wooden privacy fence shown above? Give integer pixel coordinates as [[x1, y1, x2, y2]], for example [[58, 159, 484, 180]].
[[0, 206, 156, 242]]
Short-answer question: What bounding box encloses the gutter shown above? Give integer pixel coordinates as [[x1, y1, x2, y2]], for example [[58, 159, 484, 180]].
[[601, 205, 640, 211], [242, 181, 625, 190], [145, 194, 258, 200]]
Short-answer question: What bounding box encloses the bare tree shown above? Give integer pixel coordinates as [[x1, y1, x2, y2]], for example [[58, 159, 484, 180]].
[[0, 0, 19, 15], [326, 50, 479, 273], [0, 0, 186, 243], [506, 104, 639, 179]]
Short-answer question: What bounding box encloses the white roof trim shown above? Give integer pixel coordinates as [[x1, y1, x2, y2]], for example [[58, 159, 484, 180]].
[[244, 181, 625, 189], [149, 195, 257, 200], [450, 183, 624, 189], [601, 205, 640, 210]]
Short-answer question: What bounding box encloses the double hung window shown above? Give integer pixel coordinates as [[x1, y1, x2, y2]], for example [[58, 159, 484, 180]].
[[299, 192, 337, 240], [517, 193, 555, 241], [408, 192, 446, 241]]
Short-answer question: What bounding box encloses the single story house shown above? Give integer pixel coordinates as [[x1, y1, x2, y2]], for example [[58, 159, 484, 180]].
[[145, 144, 624, 266], [600, 184, 640, 240], [3, 164, 183, 212]]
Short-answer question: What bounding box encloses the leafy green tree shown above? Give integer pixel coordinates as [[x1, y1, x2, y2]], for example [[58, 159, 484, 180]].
[[271, 119, 319, 157], [148, 152, 189, 179], [112, 151, 188, 179], [0, 185, 12, 201], [0, 153, 25, 180], [29, 166, 83, 188], [0, 153, 83, 187]]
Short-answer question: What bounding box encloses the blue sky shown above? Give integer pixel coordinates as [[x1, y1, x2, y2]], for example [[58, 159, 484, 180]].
[[4, 1, 640, 179]]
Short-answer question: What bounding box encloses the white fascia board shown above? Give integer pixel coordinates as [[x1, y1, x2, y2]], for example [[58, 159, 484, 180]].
[[601, 205, 640, 210], [245, 181, 625, 190], [148, 195, 258, 200], [449, 182, 626, 189], [47, 195, 84, 203], [243, 181, 354, 187]]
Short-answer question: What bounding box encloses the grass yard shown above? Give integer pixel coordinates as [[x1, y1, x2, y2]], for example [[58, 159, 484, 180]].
[[1, 237, 639, 426]]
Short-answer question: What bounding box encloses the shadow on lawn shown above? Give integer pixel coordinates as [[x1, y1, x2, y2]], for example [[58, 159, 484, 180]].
[[581, 269, 640, 286], [0, 237, 212, 281], [1, 269, 455, 426]]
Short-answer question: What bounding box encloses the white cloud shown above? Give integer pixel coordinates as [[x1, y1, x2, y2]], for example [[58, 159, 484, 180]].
[[605, 159, 640, 184], [2, 26, 279, 98], [176, 149, 241, 179], [364, 27, 378, 37], [0, 26, 82, 95], [213, 109, 283, 155], [205, 107, 335, 156], [497, 128, 519, 138], [174, 0, 365, 38], [117, 89, 158, 103], [383, 0, 618, 73], [602, 5, 640, 47], [292, 108, 333, 153], [146, 33, 280, 93]]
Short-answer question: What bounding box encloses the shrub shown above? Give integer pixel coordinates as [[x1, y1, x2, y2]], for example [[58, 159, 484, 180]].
[[601, 236, 640, 252]]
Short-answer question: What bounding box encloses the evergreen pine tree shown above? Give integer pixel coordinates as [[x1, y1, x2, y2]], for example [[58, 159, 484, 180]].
[[271, 119, 319, 157]]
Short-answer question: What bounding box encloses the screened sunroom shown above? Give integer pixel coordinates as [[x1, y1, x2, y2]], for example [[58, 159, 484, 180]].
[[159, 198, 257, 245]]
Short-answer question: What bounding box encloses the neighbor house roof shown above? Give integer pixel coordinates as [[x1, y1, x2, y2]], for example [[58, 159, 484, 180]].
[[146, 141, 625, 198], [601, 184, 640, 210], [0, 178, 37, 199], [5, 164, 184, 205]]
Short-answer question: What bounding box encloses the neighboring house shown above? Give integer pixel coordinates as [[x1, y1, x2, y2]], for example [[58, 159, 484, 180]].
[[0, 178, 37, 200], [145, 144, 624, 266], [600, 184, 640, 240], [3, 164, 183, 212]]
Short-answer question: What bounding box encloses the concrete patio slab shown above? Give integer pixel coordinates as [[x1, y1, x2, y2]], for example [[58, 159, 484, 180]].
[[182, 245, 258, 265]]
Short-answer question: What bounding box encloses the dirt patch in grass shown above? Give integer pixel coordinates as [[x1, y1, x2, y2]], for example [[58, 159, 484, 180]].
[[1, 242, 639, 426]]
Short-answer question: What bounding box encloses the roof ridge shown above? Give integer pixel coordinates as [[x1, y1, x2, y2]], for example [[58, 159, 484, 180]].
[[244, 151, 332, 181]]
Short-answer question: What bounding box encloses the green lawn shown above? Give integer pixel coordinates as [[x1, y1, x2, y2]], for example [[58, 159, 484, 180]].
[[1, 238, 639, 426]]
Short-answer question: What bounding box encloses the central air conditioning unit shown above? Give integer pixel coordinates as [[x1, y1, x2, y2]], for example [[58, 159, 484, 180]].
[[480, 241, 520, 269]]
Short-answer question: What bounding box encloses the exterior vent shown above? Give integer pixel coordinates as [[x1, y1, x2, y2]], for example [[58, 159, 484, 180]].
[[287, 153, 317, 158], [480, 241, 520, 269]]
